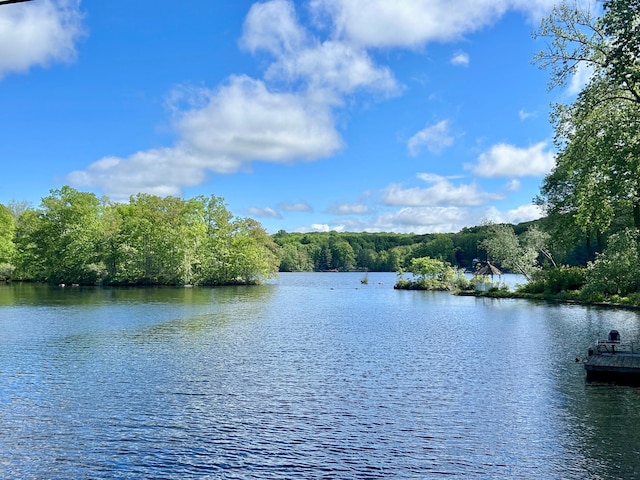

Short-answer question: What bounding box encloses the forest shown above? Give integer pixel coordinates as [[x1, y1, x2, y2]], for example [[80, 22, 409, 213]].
[[0, 186, 529, 285], [0, 187, 280, 286], [1, 1, 640, 302], [0, 185, 590, 287]]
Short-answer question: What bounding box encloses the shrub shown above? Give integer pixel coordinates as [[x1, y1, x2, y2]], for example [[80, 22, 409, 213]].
[[582, 229, 640, 297], [395, 257, 469, 291], [517, 266, 586, 295], [0, 263, 14, 281]]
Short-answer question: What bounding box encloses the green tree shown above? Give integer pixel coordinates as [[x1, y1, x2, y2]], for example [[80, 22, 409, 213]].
[[535, 1, 640, 250], [191, 195, 278, 285], [115, 194, 172, 284], [279, 243, 313, 271], [395, 256, 465, 290], [0, 204, 16, 280], [601, 0, 640, 102], [480, 224, 540, 281], [195, 194, 235, 284], [13, 208, 41, 280], [414, 234, 455, 264], [227, 218, 280, 283], [329, 239, 356, 271], [581, 228, 640, 298], [17, 187, 104, 284]]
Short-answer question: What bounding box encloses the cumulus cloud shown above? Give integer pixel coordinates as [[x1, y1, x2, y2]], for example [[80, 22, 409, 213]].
[[67, 148, 207, 199], [248, 206, 282, 218], [241, 0, 398, 96], [0, 0, 85, 78], [175, 76, 342, 166], [265, 40, 399, 96], [451, 51, 469, 66], [280, 201, 313, 212], [325, 202, 370, 215], [505, 179, 521, 191], [469, 142, 555, 178], [68, 76, 343, 198], [240, 0, 307, 56], [308, 223, 345, 232], [308, 0, 580, 49], [374, 206, 474, 233], [483, 204, 544, 224], [382, 173, 502, 207], [311, 0, 503, 47], [407, 120, 454, 156]]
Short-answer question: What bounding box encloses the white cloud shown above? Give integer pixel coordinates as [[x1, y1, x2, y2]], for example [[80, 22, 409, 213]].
[[248, 206, 282, 218], [308, 223, 345, 232], [407, 120, 454, 156], [280, 201, 313, 212], [309, 0, 578, 49], [506, 179, 521, 191], [567, 62, 594, 96], [482, 204, 544, 224], [175, 76, 342, 166], [326, 202, 370, 215], [451, 51, 469, 66], [470, 142, 555, 178], [382, 173, 502, 207], [242, 0, 399, 97], [69, 76, 343, 198], [240, 0, 307, 56], [374, 206, 474, 233], [0, 0, 85, 78], [67, 148, 207, 199], [351, 202, 542, 234], [311, 0, 504, 47], [265, 40, 399, 96], [518, 109, 536, 120]]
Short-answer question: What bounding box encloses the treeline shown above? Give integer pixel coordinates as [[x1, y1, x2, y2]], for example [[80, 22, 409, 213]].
[[0, 186, 550, 286], [273, 228, 493, 272], [272, 216, 599, 274], [0, 186, 279, 286]]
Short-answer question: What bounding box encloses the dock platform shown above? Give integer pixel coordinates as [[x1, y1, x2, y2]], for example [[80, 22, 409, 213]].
[[584, 330, 640, 384]]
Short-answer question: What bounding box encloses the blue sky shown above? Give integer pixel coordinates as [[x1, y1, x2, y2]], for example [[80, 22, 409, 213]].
[[0, 0, 593, 234]]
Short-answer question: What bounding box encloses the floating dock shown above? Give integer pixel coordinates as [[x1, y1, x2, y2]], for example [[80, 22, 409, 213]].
[[584, 330, 640, 384]]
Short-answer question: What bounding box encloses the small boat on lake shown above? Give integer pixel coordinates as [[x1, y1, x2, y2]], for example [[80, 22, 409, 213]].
[[584, 330, 640, 384]]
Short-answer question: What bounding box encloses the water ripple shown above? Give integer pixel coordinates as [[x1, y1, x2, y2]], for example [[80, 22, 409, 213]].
[[2, 275, 640, 478]]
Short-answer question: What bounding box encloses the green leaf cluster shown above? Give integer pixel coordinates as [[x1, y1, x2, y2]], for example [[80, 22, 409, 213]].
[[7, 187, 279, 286], [479, 224, 554, 281], [395, 257, 469, 291], [272, 229, 486, 272], [536, 2, 640, 242]]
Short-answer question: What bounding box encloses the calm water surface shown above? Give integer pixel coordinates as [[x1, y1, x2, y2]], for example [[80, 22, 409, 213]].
[[2, 273, 640, 479]]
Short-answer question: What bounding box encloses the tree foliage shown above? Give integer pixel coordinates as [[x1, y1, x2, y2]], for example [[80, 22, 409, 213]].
[[581, 228, 640, 298], [9, 187, 278, 286], [0, 204, 16, 280], [535, 1, 640, 245], [479, 224, 555, 281], [395, 256, 467, 291]]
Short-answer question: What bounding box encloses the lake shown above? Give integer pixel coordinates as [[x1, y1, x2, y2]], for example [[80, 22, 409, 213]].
[[1, 272, 640, 479]]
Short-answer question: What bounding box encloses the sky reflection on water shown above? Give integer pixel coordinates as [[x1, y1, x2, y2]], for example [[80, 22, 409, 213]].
[[1, 274, 640, 478]]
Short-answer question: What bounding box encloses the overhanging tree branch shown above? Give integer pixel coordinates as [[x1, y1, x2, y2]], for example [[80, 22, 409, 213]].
[[0, 0, 34, 5]]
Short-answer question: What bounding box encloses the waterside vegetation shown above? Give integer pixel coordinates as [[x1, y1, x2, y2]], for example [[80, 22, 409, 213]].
[[0, 187, 279, 286], [1, 3, 640, 303]]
